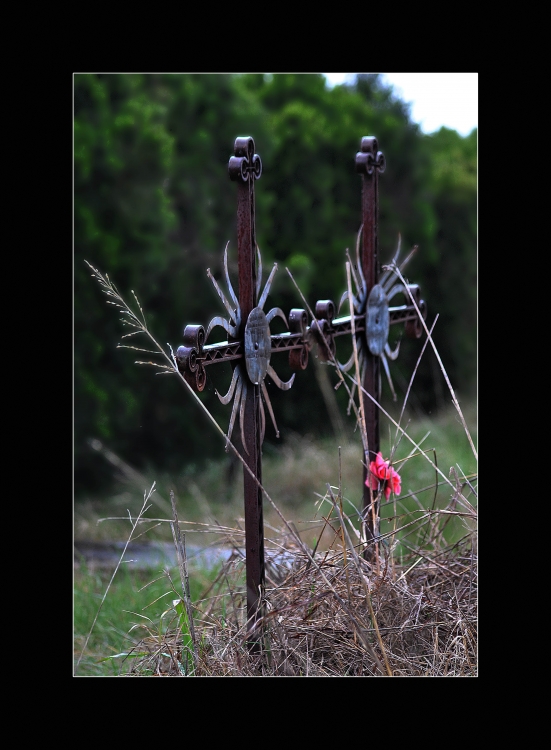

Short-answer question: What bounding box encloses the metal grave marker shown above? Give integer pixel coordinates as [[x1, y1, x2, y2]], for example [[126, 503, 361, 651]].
[[176, 137, 310, 647], [309, 137, 427, 557]]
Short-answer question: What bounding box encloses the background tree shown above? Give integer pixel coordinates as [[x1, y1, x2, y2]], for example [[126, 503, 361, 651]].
[[74, 74, 270, 492], [74, 73, 477, 498], [422, 126, 477, 403]]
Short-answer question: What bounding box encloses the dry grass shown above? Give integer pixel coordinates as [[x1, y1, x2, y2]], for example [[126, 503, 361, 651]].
[[125, 485, 477, 676]]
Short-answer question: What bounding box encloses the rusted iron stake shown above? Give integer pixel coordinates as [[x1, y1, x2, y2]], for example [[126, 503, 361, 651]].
[[356, 136, 385, 549], [231, 137, 265, 647]]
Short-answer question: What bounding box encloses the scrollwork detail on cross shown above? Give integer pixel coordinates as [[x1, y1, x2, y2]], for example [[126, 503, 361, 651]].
[[228, 136, 262, 183], [355, 136, 386, 176]]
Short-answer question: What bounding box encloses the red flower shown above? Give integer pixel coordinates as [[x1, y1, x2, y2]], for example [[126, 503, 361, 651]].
[[367, 452, 401, 500]]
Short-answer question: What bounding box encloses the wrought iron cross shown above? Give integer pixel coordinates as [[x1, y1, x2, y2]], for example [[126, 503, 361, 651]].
[[175, 137, 310, 645], [310, 137, 427, 553]]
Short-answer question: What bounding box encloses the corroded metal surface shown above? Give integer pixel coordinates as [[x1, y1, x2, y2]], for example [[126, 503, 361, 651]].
[[366, 284, 389, 356], [244, 307, 271, 385]]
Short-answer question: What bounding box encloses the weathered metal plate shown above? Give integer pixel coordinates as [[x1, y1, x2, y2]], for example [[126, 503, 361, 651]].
[[366, 284, 389, 356], [244, 307, 271, 384]]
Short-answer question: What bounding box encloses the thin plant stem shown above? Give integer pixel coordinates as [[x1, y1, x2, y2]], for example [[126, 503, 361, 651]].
[[392, 263, 477, 461], [345, 260, 379, 571], [75, 481, 156, 672]]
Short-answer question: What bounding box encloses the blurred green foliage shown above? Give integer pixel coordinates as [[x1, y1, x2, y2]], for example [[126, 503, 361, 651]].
[[74, 73, 477, 496]]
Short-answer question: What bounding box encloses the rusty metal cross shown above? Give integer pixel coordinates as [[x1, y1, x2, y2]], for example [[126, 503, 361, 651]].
[[309, 137, 427, 555], [176, 137, 310, 647]]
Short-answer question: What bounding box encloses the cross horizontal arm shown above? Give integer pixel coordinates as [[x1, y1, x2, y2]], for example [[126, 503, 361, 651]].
[[308, 286, 427, 364], [202, 331, 306, 365], [389, 302, 426, 327], [176, 323, 310, 388]]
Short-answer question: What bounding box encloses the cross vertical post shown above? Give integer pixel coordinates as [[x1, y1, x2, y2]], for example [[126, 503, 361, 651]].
[[355, 136, 386, 548], [228, 137, 265, 647]]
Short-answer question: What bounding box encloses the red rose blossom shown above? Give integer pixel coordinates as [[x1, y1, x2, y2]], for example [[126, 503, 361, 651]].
[[367, 452, 401, 500]]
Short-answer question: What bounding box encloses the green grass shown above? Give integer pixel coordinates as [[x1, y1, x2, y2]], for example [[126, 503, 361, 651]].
[[76, 400, 475, 535], [377, 399, 477, 554], [74, 560, 221, 676]]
